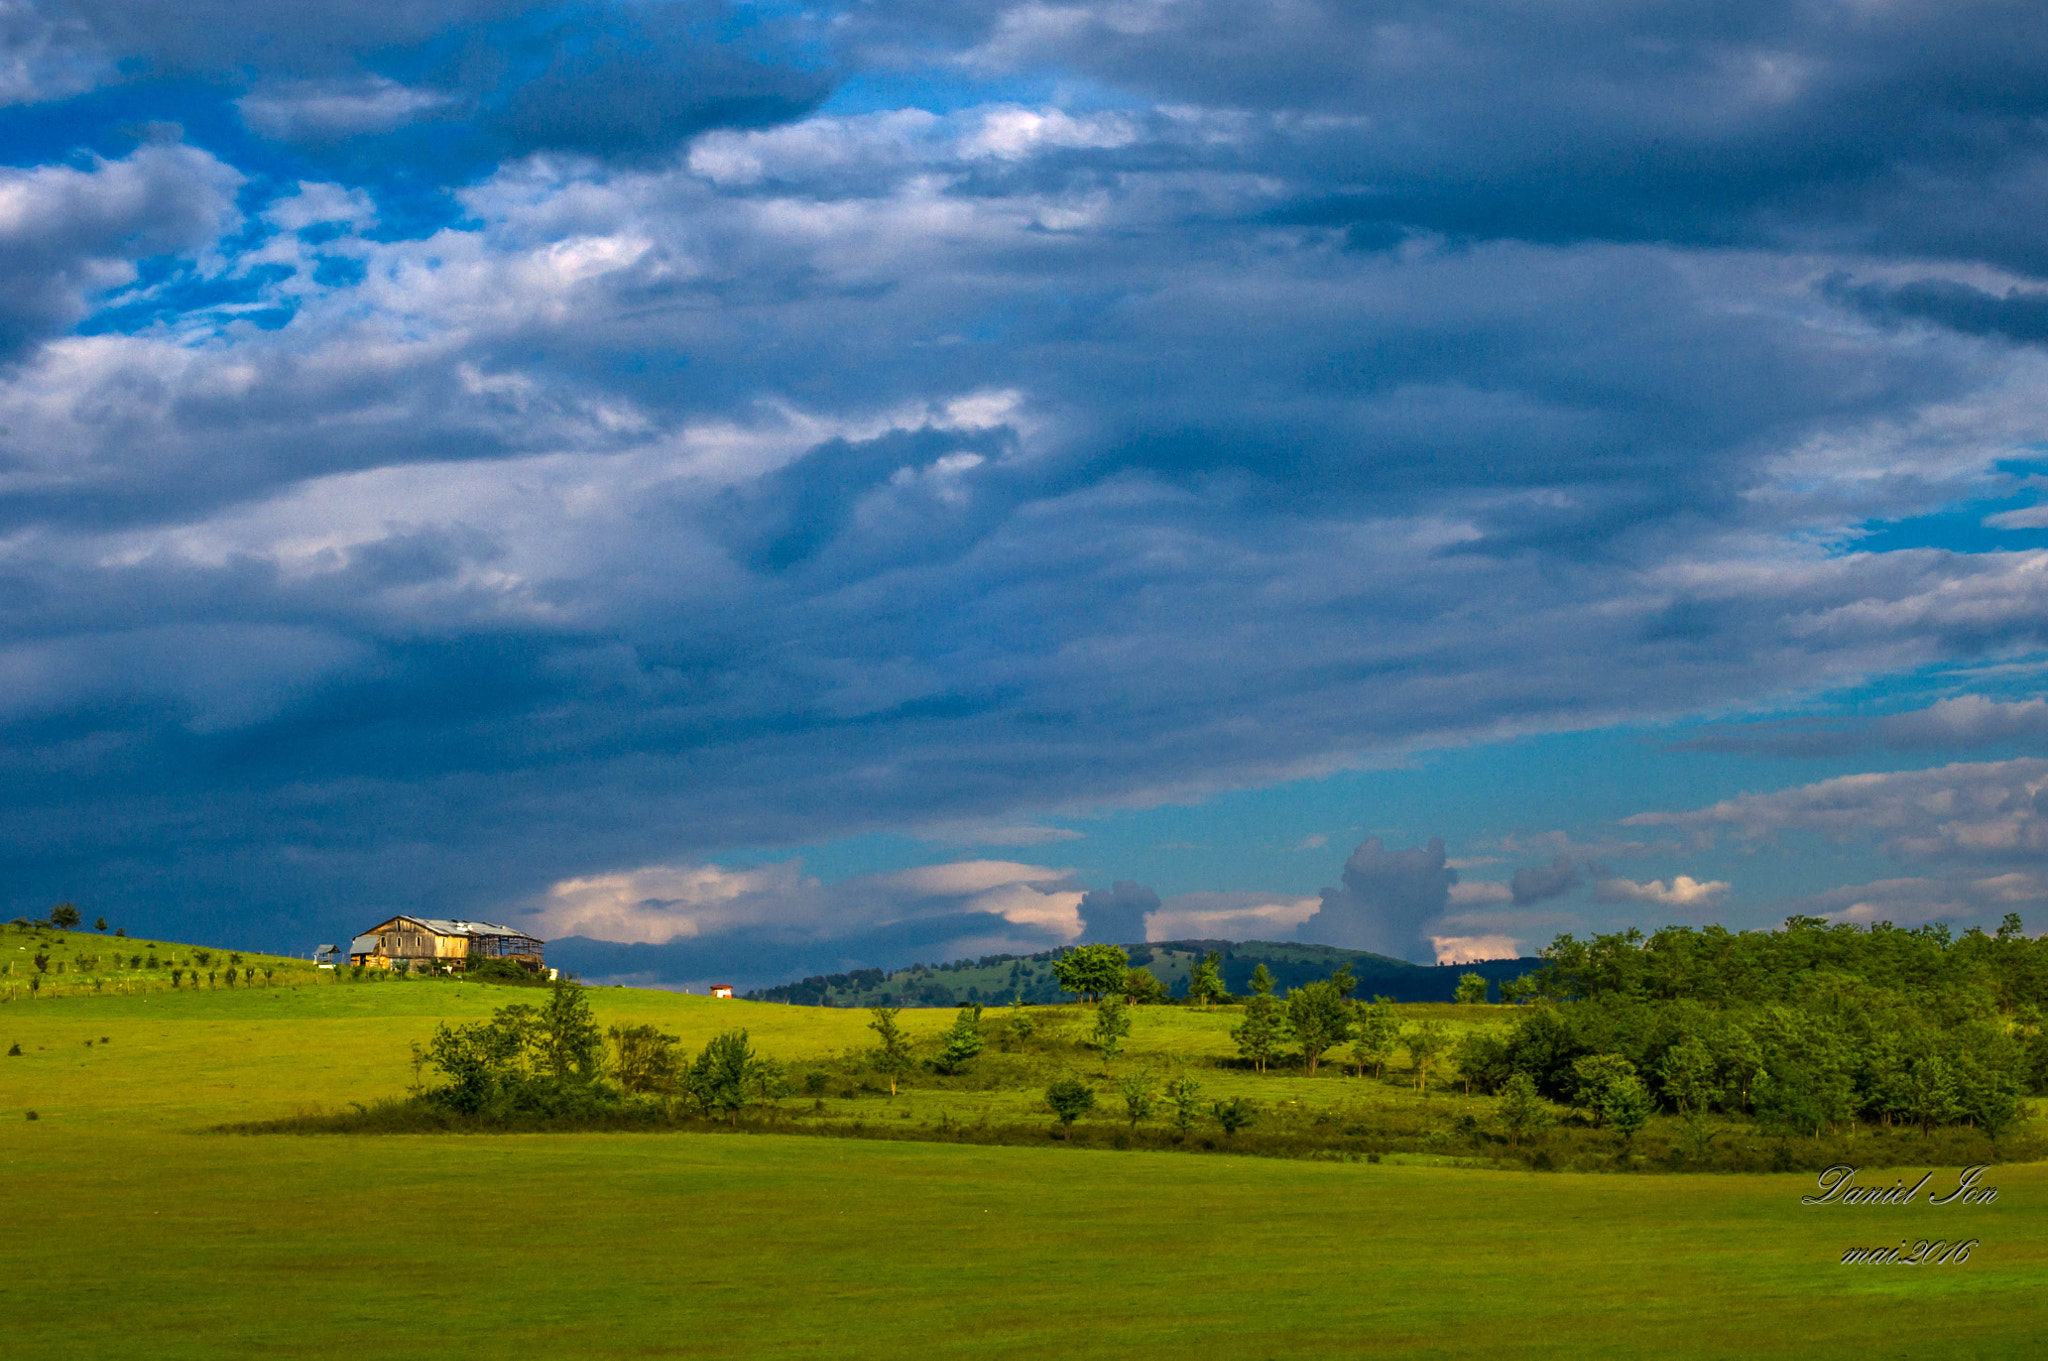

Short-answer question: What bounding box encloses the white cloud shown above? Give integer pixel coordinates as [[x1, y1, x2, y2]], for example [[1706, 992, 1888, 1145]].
[[1593, 875, 1731, 907], [237, 78, 452, 141], [1448, 880, 1513, 905], [1429, 935, 1527, 964], [1145, 891, 1319, 941]]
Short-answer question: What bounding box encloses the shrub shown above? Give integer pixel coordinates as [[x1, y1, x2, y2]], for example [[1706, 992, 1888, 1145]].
[[1045, 1075, 1096, 1128]]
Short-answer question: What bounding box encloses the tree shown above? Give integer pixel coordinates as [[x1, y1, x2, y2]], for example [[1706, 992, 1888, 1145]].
[[1569, 1053, 1642, 1129], [1211, 1096, 1257, 1146], [1496, 974, 1538, 1005], [48, 904, 80, 930], [1352, 997, 1399, 1078], [1454, 973, 1489, 1004], [1091, 996, 1133, 1071], [1166, 1073, 1203, 1136], [999, 1006, 1036, 1051], [537, 979, 604, 1083], [1605, 1073, 1652, 1146], [1496, 1071, 1554, 1148], [1123, 967, 1168, 1005], [610, 1024, 683, 1094], [1046, 1075, 1096, 1131], [1188, 952, 1226, 1010], [936, 1005, 985, 1074], [868, 1006, 913, 1095], [687, 1030, 756, 1124], [1121, 1073, 1155, 1131], [1232, 993, 1286, 1073], [1053, 944, 1130, 1003], [1285, 980, 1352, 1075], [1330, 964, 1357, 1001], [92, 917, 107, 933], [1405, 1020, 1450, 1095], [1248, 964, 1276, 997]]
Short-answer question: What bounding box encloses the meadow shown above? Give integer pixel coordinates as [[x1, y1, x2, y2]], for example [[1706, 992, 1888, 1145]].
[[3, 956, 2047, 1357]]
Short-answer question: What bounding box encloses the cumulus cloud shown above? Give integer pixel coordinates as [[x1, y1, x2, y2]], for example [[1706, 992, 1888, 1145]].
[[0, 142, 240, 359], [1144, 891, 1319, 943], [1429, 935, 1527, 965], [531, 856, 1087, 985], [1297, 838, 1457, 962], [1592, 874, 1731, 909], [1510, 854, 1582, 906], [1076, 879, 1160, 943]]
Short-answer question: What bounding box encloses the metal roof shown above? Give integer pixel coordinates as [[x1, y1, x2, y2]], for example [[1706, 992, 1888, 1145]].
[[350, 935, 379, 954], [358, 915, 543, 942]]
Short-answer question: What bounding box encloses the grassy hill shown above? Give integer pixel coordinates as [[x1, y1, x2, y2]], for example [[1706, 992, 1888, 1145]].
[[3, 968, 2047, 1358], [744, 939, 1542, 1007], [1, 920, 325, 1002]]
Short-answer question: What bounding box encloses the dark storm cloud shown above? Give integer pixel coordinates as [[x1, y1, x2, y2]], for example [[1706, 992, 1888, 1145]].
[[853, 0, 2048, 270], [1296, 839, 1457, 962], [1510, 855, 1582, 907], [7, 2, 829, 171], [1823, 274, 2048, 347], [1076, 880, 1159, 945]]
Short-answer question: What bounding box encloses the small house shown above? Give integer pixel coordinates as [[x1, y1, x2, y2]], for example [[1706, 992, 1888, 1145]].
[[710, 984, 734, 999], [348, 916, 546, 974], [313, 944, 342, 969]]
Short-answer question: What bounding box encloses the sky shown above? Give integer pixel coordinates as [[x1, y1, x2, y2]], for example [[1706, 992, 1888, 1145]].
[[11, 3, 2048, 988]]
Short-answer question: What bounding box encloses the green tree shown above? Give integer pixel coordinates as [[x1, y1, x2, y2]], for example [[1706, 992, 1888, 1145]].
[[1122, 967, 1168, 1005], [1605, 1073, 1652, 1146], [92, 917, 108, 933], [1248, 963, 1276, 997], [1404, 1019, 1450, 1095], [1166, 1073, 1203, 1136], [1454, 973, 1489, 1004], [936, 1005, 985, 1074], [1569, 1053, 1642, 1129], [1053, 944, 1130, 1003], [1330, 963, 1357, 1001], [1232, 993, 1286, 1073], [687, 1030, 757, 1124], [48, 903, 80, 930], [1284, 980, 1352, 1075], [1351, 996, 1399, 1078], [1091, 996, 1133, 1071], [1211, 1096, 1257, 1146], [537, 979, 604, 1083], [1496, 974, 1538, 1005], [1187, 952, 1226, 1010], [1046, 1075, 1096, 1131], [1120, 1073, 1155, 1131], [999, 1005, 1036, 1051], [609, 1024, 683, 1094], [1496, 1071, 1554, 1148], [868, 1006, 913, 1095]]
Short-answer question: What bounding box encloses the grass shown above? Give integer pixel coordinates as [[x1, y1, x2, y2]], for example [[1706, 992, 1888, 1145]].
[[3, 975, 2047, 1356]]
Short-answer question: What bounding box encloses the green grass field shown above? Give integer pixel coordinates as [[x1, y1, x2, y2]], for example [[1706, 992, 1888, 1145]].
[[3, 971, 2046, 1357]]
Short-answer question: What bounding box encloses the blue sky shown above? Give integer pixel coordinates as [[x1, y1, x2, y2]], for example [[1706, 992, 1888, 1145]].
[[10, 2, 2048, 987]]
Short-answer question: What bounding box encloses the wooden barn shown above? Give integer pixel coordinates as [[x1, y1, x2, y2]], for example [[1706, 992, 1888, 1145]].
[[348, 917, 546, 973]]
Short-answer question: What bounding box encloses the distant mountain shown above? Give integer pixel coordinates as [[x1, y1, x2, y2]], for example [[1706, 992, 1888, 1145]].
[[745, 939, 1543, 1007]]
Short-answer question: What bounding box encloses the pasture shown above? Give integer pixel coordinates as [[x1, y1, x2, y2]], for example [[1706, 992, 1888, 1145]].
[[2, 978, 2045, 1357]]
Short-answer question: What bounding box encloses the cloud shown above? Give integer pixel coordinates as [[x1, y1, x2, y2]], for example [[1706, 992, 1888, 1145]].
[[1789, 872, 2048, 929], [1428, 935, 1527, 965], [1509, 853, 1582, 906], [530, 855, 1087, 985], [1592, 874, 1730, 909], [1448, 880, 1512, 906], [1674, 695, 2048, 758], [1144, 891, 1319, 943], [1076, 878, 1159, 943], [0, 142, 240, 359], [238, 78, 455, 142], [1628, 758, 2048, 863], [1296, 837, 1457, 962]]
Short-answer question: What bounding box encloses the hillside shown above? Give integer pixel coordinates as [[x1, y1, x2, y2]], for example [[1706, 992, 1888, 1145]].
[[745, 939, 1542, 1007]]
